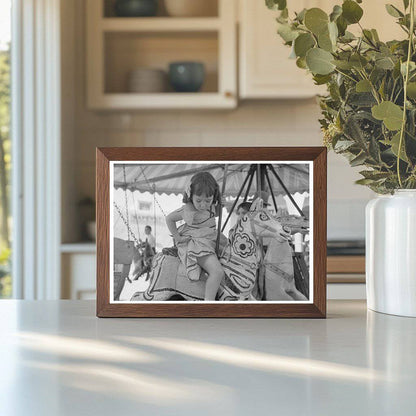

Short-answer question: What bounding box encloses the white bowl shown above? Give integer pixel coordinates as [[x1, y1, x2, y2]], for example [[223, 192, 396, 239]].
[[164, 0, 217, 17], [127, 68, 167, 93]]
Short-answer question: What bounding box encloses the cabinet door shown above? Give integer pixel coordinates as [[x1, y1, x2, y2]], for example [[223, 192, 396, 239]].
[[239, 0, 405, 99], [239, 0, 322, 99]]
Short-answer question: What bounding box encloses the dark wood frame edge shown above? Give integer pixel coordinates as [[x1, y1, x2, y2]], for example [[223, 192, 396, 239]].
[[96, 147, 327, 318]]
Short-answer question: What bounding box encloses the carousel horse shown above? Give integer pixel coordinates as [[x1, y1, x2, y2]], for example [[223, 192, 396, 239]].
[[263, 238, 308, 300], [129, 241, 155, 282], [130, 199, 294, 301]]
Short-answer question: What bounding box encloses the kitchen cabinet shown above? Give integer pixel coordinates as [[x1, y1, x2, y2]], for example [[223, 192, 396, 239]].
[[61, 244, 96, 300], [86, 0, 237, 109], [239, 0, 326, 99], [238, 0, 405, 99]]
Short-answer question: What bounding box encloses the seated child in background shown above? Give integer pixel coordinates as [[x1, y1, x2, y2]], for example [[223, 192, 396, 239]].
[[166, 172, 225, 301], [228, 202, 251, 239]]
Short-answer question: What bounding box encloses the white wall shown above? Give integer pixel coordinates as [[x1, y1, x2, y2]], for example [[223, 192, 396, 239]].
[[61, 0, 374, 243]]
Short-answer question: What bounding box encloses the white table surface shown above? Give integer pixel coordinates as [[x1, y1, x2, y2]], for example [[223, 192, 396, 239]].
[[1, 300, 415, 416]]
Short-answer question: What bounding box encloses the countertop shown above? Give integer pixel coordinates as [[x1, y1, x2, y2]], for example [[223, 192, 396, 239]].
[[0, 300, 415, 415]]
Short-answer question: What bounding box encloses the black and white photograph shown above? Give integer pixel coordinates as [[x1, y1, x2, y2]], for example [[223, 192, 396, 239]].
[[110, 161, 313, 303]]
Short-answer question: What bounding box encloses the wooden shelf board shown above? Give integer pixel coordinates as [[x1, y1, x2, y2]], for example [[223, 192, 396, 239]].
[[89, 92, 236, 109], [327, 274, 366, 283], [101, 17, 221, 32], [327, 255, 365, 274]]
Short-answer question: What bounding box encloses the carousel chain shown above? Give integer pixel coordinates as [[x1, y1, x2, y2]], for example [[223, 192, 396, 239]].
[[139, 166, 167, 217], [114, 201, 140, 247], [123, 165, 131, 241]]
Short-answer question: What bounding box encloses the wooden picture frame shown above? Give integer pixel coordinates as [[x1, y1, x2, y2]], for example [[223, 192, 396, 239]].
[[97, 147, 327, 318]]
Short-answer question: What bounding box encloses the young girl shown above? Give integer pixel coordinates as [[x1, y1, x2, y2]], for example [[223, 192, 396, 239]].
[[166, 172, 224, 300]]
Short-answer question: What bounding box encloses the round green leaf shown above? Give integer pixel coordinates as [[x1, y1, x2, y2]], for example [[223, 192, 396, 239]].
[[407, 82, 416, 99], [328, 21, 338, 43], [277, 23, 299, 42], [317, 22, 338, 52], [375, 57, 395, 70], [371, 101, 403, 130], [330, 5, 343, 22], [318, 31, 333, 52], [385, 4, 403, 18], [304, 8, 329, 35], [382, 133, 409, 162], [294, 33, 315, 57], [306, 48, 335, 75], [266, 0, 287, 11], [296, 57, 307, 69], [342, 0, 363, 24], [356, 79, 372, 92], [336, 15, 348, 36], [350, 53, 368, 69], [333, 59, 353, 70]]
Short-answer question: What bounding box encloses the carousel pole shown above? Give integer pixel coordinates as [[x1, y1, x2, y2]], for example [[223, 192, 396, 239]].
[[216, 164, 228, 255], [243, 167, 255, 202], [256, 164, 262, 195], [264, 167, 278, 213], [268, 164, 306, 218]]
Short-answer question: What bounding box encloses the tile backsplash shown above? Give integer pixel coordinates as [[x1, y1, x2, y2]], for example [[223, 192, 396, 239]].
[[71, 100, 373, 242]]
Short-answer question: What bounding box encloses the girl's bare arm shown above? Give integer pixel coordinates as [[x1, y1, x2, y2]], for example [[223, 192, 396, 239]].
[[166, 209, 183, 240]]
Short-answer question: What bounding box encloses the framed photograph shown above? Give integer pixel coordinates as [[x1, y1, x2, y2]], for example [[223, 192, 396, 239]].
[[96, 147, 327, 318]]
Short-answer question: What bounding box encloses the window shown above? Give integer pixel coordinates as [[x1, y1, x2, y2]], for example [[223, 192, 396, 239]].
[[0, 0, 11, 298], [138, 201, 152, 211]]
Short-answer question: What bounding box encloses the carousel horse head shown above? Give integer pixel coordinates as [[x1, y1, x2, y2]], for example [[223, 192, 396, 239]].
[[238, 198, 290, 242]]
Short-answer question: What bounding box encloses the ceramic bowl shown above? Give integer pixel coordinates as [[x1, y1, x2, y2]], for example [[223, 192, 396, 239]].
[[168, 62, 205, 92], [127, 68, 167, 93], [114, 0, 158, 17]]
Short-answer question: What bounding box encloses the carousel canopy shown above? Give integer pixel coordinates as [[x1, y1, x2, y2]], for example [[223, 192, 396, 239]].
[[113, 163, 310, 197]]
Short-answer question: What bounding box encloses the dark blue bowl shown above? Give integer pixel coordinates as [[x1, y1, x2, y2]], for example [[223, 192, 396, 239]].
[[169, 62, 205, 92], [114, 0, 158, 17]]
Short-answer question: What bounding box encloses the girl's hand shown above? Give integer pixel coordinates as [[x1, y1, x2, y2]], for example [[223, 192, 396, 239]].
[[174, 234, 191, 244]]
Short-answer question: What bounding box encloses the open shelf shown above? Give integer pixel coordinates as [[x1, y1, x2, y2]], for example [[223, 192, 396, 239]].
[[104, 31, 218, 94], [86, 0, 236, 109]]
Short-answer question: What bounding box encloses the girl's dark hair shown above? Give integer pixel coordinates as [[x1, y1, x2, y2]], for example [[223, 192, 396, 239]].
[[183, 172, 220, 205], [237, 202, 251, 212]]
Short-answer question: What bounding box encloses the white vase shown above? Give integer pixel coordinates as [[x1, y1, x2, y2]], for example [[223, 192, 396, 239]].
[[366, 190, 416, 317]]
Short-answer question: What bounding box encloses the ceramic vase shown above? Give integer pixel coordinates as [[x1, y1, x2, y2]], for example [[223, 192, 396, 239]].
[[366, 190, 416, 317]]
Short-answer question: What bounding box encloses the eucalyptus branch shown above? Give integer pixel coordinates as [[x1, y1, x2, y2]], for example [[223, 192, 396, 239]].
[[358, 68, 381, 104], [334, 68, 358, 83], [358, 22, 378, 49], [390, 79, 398, 101], [397, 0, 415, 187], [267, 0, 416, 192], [393, 86, 404, 103]]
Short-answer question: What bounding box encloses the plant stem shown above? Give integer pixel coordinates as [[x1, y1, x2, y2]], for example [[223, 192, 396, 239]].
[[390, 79, 398, 101], [358, 69, 380, 104], [334, 68, 357, 83], [397, 0, 415, 188]]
